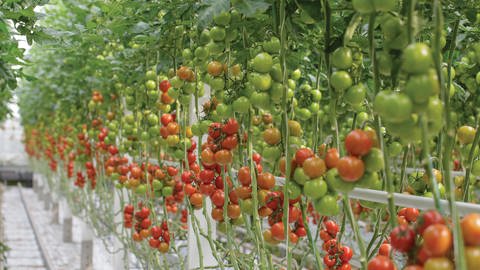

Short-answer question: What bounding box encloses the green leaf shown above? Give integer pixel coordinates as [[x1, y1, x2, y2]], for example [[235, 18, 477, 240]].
[[20, 7, 36, 18], [234, 0, 270, 17], [197, 0, 230, 28], [296, 0, 322, 21]]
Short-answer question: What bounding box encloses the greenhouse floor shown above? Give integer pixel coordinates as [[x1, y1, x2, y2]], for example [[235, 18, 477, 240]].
[[1, 186, 81, 270]]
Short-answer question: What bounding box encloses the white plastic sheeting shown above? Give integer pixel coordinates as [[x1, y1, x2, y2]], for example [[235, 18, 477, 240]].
[[0, 101, 28, 166]]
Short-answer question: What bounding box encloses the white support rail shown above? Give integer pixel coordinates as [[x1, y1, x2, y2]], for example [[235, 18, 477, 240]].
[[349, 188, 480, 215]]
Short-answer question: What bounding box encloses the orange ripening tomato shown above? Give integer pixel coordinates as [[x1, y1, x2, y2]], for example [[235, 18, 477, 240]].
[[422, 224, 452, 257], [337, 156, 365, 182], [461, 213, 480, 246]]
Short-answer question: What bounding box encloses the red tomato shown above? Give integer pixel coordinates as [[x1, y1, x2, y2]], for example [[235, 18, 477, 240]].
[[378, 243, 391, 256], [405, 208, 419, 222], [323, 254, 337, 267], [416, 210, 445, 235], [337, 156, 365, 182], [222, 118, 239, 135], [159, 80, 171, 92], [367, 255, 395, 270], [238, 166, 251, 186], [221, 135, 238, 150], [161, 114, 173, 126], [211, 190, 225, 207], [270, 222, 285, 241], [295, 226, 307, 237], [345, 129, 373, 156], [339, 246, 353, 262], [324, 220, 339, 236], [338, 263, 352, 270], [325, 148, 340, 168], [295, 148, 314, 166], [390, 224, 415, 252]]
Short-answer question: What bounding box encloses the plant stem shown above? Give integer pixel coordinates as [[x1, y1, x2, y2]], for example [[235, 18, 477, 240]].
[[278, 0, 292, 268], [300, 200, 323, 270], [433, 1, 467, 267], [368, 13, 396, 228], [344, 194, 367, 270]]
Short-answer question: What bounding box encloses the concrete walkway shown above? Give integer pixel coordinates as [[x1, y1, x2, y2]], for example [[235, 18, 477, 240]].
[[2, 186, 80, 270]]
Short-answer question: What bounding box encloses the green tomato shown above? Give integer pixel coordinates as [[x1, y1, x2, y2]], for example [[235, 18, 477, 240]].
[[201, 121, 213, 134], [152, 179, 163, 190], [330, 71, 353, 92], [178, 89, 192, 105], [332, 47, 353, 69], [402, 43, 433, 74], [145, 80, 157, 90], [194, 46, 209, 59], [169, 76, 182, 89], [311, 89, 322, 101], [270, 82, 284, 103], [352, 0, 375, 14], [293, 167, 310, 185], [296, 108, 312, 120], [309, 103, 320, 114], [241, 198, 254, 215], [291, 68, 301, 80], [210, 26, 226, 41], [206, 42, 224, 55], [388, 141, 403, 157], [405, 69, 439, 104], [357, 111, 369, 124], [287, 181, 302, 199], [373, 0, 397, 12], [145, 70, 157, 80], [232, 96, 251, 113], [250, 72, 272, 91], [162, 186, 173, 196], [377, 51, 392, 76], [210, 77, 225, 91], [314, 195, 339, 216], [183, 82, 196, 94], [383, 92, 413, 123], [174, 149, 184, 159], [270, 63, 283, 82], [213, 11, 231, 26], [363, 148, 384, 172], [216, 103, 231, 118], [148, 126, 160, 136], [303, 178, 328, 199], [191, 123, 202, 136], [135, 184, 147, 195], [288, 79, 296, 90], [357, 172, 379, 189], [472, 160, 480, 176], [182, 48, 192, 60], [250, 92, 270, 110], [263, 37, 281, 54], [147, 114, 158, 126], [253, 52, 273, 73], [262, 146, 281, 162], [344, 84, 366, 105]]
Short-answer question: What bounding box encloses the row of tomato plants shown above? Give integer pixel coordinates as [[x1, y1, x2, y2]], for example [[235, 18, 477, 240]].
[[20, 0, 480, 270]]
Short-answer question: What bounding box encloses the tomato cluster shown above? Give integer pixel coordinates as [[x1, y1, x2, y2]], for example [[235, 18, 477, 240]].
[[320, 220, 353, 270]]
